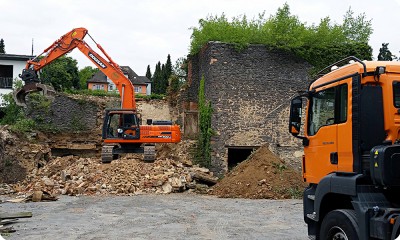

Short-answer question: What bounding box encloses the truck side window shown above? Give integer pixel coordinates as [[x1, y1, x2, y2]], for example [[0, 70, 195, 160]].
[[308, 84, 347, 136], [393, 81, 400, 108]]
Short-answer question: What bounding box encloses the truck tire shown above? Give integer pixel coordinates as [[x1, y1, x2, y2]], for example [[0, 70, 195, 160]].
[[320, 209, 359, 240]]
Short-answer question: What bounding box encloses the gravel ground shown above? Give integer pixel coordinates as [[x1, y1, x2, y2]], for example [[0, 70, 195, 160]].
[[0, 194, 307, 240]]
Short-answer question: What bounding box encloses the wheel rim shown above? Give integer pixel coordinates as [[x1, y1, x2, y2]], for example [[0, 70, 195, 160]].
[[328, 226, 348, 240]]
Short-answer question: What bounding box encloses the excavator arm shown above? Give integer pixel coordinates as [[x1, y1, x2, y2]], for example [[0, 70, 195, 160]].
[[15, 27, 135, 109]]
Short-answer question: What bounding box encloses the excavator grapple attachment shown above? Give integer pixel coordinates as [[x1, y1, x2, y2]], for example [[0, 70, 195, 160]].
[[13, 83, 56, 107]]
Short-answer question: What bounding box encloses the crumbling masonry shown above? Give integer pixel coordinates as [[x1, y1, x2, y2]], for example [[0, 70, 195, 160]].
[[180, 42, 312, 176]]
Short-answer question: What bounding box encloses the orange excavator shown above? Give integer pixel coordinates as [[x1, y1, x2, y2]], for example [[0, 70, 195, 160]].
[[14, 27, 181, 163]]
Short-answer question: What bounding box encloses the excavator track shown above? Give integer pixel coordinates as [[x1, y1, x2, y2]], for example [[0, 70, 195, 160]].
[[143, 144, 156, 163], [101, 145, 115, 163]]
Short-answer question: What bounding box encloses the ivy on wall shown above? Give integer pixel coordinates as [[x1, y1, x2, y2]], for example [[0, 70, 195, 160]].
[[195, 76, 213, 167]]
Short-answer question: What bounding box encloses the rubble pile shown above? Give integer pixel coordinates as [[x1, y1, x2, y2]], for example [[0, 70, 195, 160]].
[[2, 123, 305, 200], [0, 126, 51, 185], [12, 153, 216, 196]]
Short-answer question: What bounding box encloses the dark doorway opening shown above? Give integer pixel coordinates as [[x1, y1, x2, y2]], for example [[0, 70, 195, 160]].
[[227, 147, 256, 170]]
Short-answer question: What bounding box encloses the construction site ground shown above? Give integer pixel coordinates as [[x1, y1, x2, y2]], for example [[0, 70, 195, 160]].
[[0, 96, 307, 239], [0, 194, 307, 240]]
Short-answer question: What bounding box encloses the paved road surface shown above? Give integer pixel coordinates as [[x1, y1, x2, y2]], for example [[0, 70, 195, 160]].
[[0, 194, 307, 240]]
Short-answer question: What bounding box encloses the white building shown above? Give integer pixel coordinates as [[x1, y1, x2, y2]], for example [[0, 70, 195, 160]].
[[0, 54, 34, 105]]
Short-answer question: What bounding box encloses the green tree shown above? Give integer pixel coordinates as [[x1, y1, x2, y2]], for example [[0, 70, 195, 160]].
[[342, 7, 373, 43], [168, 75, 180, 93], [378, 43, 394, 61], [264, 3, 307, 49], [40, 56, 79, 91], [152, 62, 162, 94], [161, 63, 168, 94], [173, 57, 188, 78], [165, 54, 173, 77], [0, 38, 5, 53], [78, 66, 98, 89], [145, 65, 152, 80]]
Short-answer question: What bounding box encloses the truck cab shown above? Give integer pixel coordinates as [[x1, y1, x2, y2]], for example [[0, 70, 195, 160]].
[[289, 56, 400, 239]]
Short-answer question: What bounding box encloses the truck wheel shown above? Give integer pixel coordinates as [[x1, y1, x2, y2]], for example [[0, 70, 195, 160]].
[[320, 209, 359, 240]]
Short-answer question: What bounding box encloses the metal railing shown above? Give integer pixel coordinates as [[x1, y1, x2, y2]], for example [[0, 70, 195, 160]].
[[0, 77, 13, 89]]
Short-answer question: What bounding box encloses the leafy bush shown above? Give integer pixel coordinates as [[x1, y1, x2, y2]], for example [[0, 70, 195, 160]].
[[65, 89, 164, 100], [190, 4, 373, 71], [0, 93, 24, 125], [10, 118, 36, 133], [65, 89, 120, 97]]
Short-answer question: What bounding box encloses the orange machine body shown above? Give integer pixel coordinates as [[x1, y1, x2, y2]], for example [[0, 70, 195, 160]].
[[17, 27, 181, 157], [302, 61, 400, 184], [289, 57, 400, 239]]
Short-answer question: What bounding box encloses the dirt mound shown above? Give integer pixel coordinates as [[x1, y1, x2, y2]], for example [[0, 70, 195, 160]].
[[210, 144, 306, 199]]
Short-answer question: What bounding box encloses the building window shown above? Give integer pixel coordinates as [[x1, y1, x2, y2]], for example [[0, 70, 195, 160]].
[[0, 65, 13, 89], [134, 86, 142, 93], [0, 77, 13, 89], [92, 84, 105, 90]]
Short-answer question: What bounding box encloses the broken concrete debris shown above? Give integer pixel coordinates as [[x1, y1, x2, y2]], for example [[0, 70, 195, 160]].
[[1, 141, 218, 198]]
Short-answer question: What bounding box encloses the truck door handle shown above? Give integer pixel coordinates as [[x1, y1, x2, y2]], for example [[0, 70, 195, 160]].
[[330, 152, 338, 165]]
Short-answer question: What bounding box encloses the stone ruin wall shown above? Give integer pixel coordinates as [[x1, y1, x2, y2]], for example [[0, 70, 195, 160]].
[[180, 42, 311, 176], [26, 95, 173, 133]]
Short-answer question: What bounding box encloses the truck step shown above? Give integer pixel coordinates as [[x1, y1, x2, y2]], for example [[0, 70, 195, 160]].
[[306, 212, 317, 221], [308, 235, 316, 240], [307, 194, 315, 200]]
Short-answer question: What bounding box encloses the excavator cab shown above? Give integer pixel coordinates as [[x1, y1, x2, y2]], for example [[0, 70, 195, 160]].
[[102, 109, 141, 140]]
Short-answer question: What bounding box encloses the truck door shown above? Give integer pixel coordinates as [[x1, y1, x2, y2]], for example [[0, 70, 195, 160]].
[[304, 84, 347, 183]]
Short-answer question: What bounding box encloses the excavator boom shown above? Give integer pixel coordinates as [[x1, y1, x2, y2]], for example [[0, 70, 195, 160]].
[[14, 27, 135, 109]]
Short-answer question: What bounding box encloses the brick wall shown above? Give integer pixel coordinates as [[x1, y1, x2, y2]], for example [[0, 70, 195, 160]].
[[182, 42, 312, 175]]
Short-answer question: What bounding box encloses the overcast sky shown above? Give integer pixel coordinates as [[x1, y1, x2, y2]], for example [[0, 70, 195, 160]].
[[1, 0, 400, 75]]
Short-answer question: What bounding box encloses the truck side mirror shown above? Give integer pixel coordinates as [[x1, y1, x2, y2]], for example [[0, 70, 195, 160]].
[[289, 96, 303, 136]]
